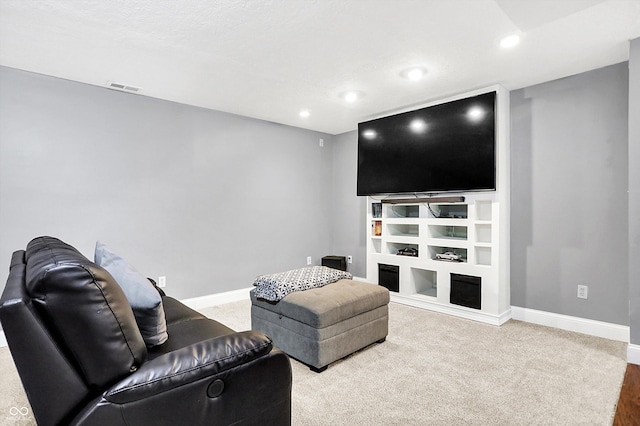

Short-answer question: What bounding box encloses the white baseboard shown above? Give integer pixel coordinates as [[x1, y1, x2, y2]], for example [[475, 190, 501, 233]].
[[628, 343, 640, 365], [511, 306, 630, 342], [180, 287, 253, 310]]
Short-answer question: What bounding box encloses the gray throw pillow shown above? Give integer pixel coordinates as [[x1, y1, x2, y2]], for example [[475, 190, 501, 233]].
[[94, 241, 168, 347]]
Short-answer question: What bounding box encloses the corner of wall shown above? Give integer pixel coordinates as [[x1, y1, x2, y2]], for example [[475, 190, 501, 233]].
[[628, 343, 640, 365]]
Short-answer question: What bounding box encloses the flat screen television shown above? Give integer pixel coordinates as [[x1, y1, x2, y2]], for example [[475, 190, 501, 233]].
[[356, 91, 496, 196]]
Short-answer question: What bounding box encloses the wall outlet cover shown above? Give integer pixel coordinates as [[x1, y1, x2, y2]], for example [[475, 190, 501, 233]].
[[577, 285, 588, 299]]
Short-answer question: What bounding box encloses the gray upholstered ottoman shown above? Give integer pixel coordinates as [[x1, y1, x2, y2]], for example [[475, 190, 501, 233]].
[[250, 279, 389, 372]]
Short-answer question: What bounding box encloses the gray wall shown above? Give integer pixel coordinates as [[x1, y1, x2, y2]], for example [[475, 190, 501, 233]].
[[510, 62, 629, 325], [630, 38, 640, 345], [330, 130, 366, 278], [0, 66, 334, 300]]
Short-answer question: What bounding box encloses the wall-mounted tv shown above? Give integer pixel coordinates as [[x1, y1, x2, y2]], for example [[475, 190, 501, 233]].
[[357, 91, 496, 196]]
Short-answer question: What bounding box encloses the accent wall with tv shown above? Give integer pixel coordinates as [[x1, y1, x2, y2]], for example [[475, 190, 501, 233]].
[[357, 91, 496, 196]]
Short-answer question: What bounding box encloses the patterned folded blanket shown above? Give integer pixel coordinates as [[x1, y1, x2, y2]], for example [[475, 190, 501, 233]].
[[253, 266, 352, 302]]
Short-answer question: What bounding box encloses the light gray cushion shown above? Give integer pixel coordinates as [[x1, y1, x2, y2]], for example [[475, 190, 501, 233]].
[[94, 242, 168, 347]]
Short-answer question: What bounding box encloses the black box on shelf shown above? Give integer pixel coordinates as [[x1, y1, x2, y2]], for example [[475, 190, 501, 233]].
[[450, 273, 481, 310], [322, 256, 347, 271], [378, 264, 399, 292]]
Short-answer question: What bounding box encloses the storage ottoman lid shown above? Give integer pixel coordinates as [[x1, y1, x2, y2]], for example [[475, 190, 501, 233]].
[[251, 279, 389, 328]]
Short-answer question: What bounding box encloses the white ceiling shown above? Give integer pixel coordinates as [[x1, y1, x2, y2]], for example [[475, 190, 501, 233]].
[[1, 0, 639, 135]]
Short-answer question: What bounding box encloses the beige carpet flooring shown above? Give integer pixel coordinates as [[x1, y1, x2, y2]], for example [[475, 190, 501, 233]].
[[0, 301, 627, 425]]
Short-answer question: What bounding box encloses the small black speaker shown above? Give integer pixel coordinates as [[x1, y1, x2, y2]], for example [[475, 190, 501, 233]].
[[322, 256, 347, 271]]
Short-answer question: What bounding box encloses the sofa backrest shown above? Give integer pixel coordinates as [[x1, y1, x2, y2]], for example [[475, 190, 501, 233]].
[[23, 236, 147, 388], [1, 249, 94, 425]]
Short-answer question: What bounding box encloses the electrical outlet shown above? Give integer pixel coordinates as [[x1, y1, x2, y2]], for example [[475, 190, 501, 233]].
[[577, 285, 588, 299], [319, 138, 324, 147], [158, 276, 167, 288], [307, 256, 312, 265], [347, 255, 353, 264]]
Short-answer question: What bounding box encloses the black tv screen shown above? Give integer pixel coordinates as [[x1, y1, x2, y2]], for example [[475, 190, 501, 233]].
[[357, 91, 496, 196]]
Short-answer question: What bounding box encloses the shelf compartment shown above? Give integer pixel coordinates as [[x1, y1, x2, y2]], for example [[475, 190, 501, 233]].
[[371, 220, 382, 237], [475, 200, 492, 221], [428, 246, 467, 263], [370, 238, 382, 254], [385, 204, 420, 219], [428, 204, 467, 219], [475, 224, 492, 244], [426, 238, 467, 250], [410, 268, 437, 298], [386, 242, 419, 257], [475, 246, 492, 266], [371, 202, 382, 218], [387, 236, 419, 245], [428, 224, 467, 240], [387, 223, 419, 237]]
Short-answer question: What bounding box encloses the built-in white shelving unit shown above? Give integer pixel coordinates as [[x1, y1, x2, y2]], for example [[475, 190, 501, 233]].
[[364, 86, 510, 325]]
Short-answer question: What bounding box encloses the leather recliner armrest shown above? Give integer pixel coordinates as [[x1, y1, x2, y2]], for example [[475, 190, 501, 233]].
[[104, 330, 272, 404]]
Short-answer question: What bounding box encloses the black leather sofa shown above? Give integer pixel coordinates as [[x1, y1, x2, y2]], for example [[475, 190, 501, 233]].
[[0, 236, 292, 426]]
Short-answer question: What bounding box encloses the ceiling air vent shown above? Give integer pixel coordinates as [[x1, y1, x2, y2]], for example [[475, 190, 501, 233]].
[[106, 81, 141, 93]]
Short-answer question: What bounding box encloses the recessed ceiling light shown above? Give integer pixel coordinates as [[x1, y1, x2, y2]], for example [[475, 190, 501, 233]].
[[338, 90, 365, 103], [299, 109, 310, 118], [402, 67, 427, 81], [500, 34, 520, 49], [341, 91, 364, 103]]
